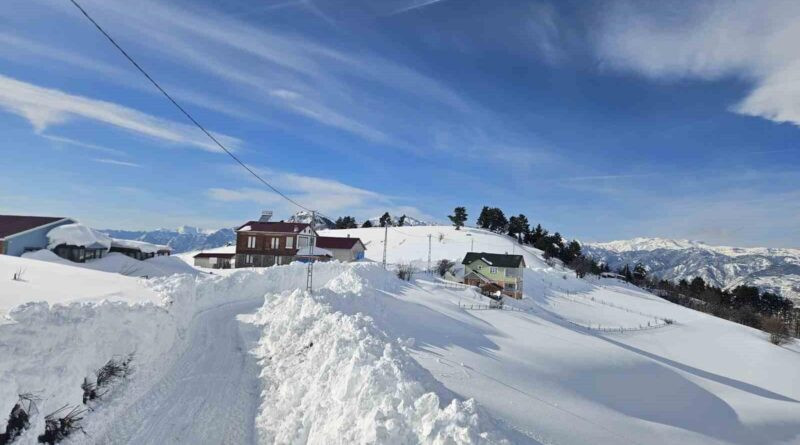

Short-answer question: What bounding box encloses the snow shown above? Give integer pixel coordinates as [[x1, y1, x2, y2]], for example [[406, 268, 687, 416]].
[[110, 238, 168, 254], [296, 245, 333, 257], [46, 223, 112, 249], [1, 226, 799, 444], [22, 250, 199, 278]]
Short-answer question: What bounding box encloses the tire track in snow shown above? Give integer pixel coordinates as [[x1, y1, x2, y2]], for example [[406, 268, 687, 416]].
[[95, 299, 263, 445]]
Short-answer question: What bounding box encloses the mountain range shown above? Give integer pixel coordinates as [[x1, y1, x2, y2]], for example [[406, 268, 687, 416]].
[[102, 226, 235, 253], [584, 237, 800, 302]]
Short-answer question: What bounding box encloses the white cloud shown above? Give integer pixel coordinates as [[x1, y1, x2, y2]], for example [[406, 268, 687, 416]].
[[594, 0, 800, 127], [42, 134, 127, 156], [206, 169, 434, 221], [93, 158, 141, 167], [0, 74, 240, 151]]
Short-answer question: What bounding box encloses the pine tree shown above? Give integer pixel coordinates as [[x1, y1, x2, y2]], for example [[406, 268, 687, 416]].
[[477, 206, 491, 229], [398, 215, 407, 227], [448, 207, 468, 230], [633, 263, 647, 284], [362, 220, 373, 228], [379, 212, 392, 227]]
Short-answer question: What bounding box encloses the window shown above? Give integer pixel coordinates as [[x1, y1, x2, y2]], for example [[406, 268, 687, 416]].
[[505, 282, 516, 290], [245, 254, 253, 264], [505, 268, 514, 277], [298, 236, 310, 248], [247, 236, 256, 249], [286, 237, 294, 248], [490, 267, 498, 274], [271, 237, 279, 249]]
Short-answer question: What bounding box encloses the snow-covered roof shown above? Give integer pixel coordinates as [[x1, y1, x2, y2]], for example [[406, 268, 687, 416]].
[[47, 223, 112, 250], [111, 238, 170, 254]]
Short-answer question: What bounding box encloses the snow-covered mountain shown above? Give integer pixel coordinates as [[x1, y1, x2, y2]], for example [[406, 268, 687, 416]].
[[584, 237, 800, 302], [366, 214, 430, 227], [286, 210, 335, 230], [102, 226, 235, 253]]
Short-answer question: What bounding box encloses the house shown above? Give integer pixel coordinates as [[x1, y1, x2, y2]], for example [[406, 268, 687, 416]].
[[0, 215, 76, 256], [235, 220, 319, 268], [110, 239, 171, 260], [194, 252, 234, 269], [47, 223, 112, 263], [462, 252, 525, 299], [315, 236, 366, 262]]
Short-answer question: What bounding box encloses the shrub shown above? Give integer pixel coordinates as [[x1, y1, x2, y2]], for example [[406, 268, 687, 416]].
[[38, 406, 87, 444], [396, 264, 414, 281], [763, 316, 791, 345], [0, 394, 39, 443]]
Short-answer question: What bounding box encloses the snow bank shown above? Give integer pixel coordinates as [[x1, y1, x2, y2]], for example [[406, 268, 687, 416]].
[[22, 250, 199, 279], [46, 223, 111, 249], [247, 265, 517, 444]]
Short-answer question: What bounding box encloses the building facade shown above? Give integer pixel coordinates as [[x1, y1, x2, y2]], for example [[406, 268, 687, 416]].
[[234, 221, 318, 268], [462, 252, 525, 299], [315, 236, 366, 262]]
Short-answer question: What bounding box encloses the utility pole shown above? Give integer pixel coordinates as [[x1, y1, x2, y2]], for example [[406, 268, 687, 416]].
[[427, 234, 432, 274], [306, 210, 315, 292], [470, 237, 474, 252], [382, 224, 388, 269]]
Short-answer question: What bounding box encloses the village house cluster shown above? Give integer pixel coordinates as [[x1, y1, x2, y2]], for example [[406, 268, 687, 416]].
[[0, 214, 171, 262], [193, 211, 366, 269]]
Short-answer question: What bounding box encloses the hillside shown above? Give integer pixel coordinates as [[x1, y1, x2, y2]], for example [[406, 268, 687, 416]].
[[584, 237, 800, 302], [1, 227, 798, 444]]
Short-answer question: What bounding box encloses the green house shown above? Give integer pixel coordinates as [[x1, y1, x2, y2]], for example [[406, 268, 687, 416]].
[[462, 252, 525, 299]]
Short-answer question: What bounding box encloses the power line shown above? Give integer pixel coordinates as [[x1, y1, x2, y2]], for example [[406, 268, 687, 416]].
[[66, 0, 315, 214]]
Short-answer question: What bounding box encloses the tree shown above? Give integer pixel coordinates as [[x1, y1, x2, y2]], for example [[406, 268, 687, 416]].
[[689, 277, 706, 296], [335, 216, 357, 229], [633, 263, 648, 284], [379, 212, 392, 227], [477, 206, 491, 229], [448, 207, 468, 230], [398, 215, 407, 227], [436, 259, 456, 277], [508, 214, 529, 242], [763, 316, 791, 345], [569, 255, 592, 278], [489, 208, 508, 233], [362, 220, 374, 228]]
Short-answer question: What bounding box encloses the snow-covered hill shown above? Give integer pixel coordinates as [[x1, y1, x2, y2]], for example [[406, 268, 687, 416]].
[[101, 226, 235, 253], [2, 227, 799, 444], [584, 237, 800, 302], [286, 210, 335, 230]]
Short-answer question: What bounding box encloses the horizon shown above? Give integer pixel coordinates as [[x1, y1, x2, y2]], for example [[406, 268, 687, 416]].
[[1, 0, 799, 248]]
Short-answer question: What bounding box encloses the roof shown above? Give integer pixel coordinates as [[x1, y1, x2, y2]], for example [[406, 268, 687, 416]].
[[462, 252, 525, 268], [315, 236, 365, 250], [111, 238, 170, 254], [194, 252, 235, 259], [0, 215, 69, 239], [47, 223, 112, 250], [236, 221, 312, 234]]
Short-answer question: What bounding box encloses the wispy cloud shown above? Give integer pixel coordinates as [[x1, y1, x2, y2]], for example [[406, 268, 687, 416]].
[[386, 0, 450, 16], [593, 0, 800, 128], [42, 134, 127, 156], [0, 74, 240, 152], [93, 158, 141, 167]]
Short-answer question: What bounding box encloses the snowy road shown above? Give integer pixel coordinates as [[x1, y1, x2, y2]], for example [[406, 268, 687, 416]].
[[97, 299, 263, 445]]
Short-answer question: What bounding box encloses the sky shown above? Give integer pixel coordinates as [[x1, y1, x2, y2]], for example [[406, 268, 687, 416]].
[[0, 0, 798, 247]]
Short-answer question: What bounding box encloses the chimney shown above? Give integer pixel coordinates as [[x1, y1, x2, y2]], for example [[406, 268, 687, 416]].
[[259, 210, 273, 222]]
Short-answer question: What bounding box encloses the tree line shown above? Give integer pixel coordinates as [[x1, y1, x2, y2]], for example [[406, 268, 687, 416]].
[[616, 263, 798, 344], [333, 212, 413, 229]]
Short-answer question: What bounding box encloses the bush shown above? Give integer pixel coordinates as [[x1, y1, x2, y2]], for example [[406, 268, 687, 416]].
[[83, 354, 135, 404], [396, 264, 414, 281], [435, 259, 455, 277], [0, 394, 38, 443], [763, 316, 791, 345], [38, 406, 87, 444]]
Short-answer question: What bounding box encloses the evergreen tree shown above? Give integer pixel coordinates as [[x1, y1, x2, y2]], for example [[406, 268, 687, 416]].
[[379, 212, 392, 227], [398, 215, 407, 227], [477, 206, 491, 229], [633, 263, 648, 284], [335, 216, 357, 229], [362, 220, 373, 228], [489, 208, 508, 233], [448, 207, 468, 230]]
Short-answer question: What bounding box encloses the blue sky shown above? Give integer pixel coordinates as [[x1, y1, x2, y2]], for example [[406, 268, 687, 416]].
[[0, 0, 798, 247]]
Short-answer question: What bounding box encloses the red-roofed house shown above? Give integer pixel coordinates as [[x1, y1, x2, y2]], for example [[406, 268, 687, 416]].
[[316, 236, 366, 262], [235, 220, 319, 268]]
